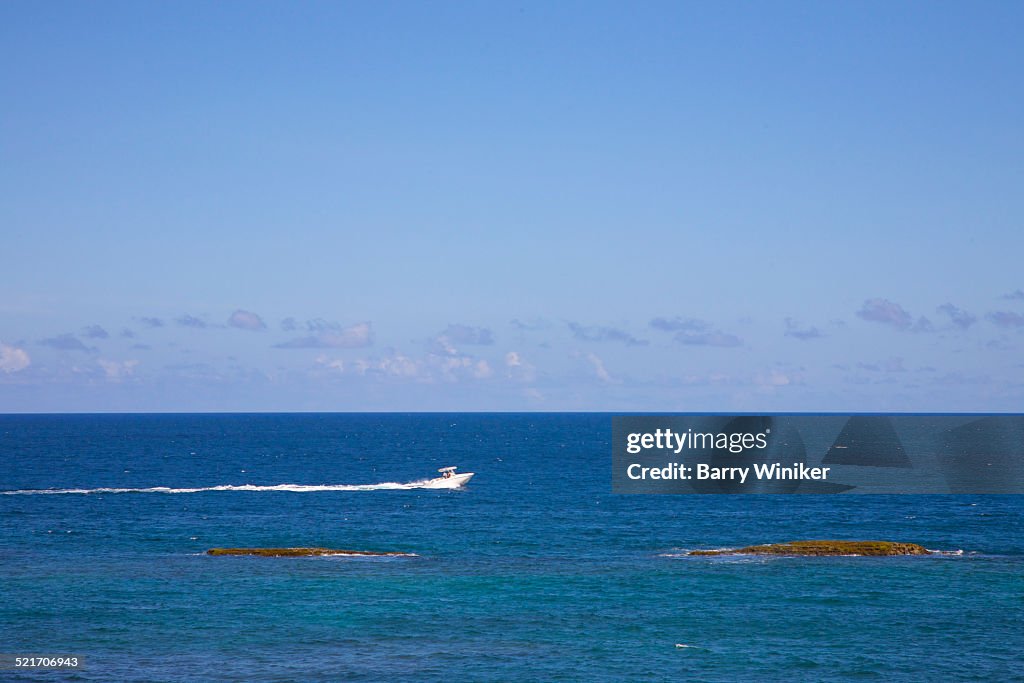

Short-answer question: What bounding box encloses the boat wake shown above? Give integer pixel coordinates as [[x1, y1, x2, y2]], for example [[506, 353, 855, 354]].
[[0, 480, 444, 495]]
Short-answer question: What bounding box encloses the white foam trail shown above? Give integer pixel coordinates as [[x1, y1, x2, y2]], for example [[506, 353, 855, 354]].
[[320, 552, 419, 558], [659, 547, 735, 557], [0, 480, 438, 495]]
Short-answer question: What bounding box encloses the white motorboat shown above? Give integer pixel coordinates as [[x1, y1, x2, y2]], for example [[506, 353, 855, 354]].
[[421, 466, 474, 489]]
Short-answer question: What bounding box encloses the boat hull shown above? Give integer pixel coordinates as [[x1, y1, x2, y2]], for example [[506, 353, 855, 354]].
[[421, 472, 474, 489]]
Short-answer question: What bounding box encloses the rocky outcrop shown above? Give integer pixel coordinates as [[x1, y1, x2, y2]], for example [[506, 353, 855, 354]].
[[207, 547, 411, 557], [688, 540, 930, 557]]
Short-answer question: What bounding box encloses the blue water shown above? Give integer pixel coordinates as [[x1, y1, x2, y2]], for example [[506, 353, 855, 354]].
[[1, 414, 1022, 681]]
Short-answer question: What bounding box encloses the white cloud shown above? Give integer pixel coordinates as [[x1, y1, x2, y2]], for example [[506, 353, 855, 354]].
[[334, 326, 376, 348], [586, 352, 613, 383], [432, 335, 459, 356], [757, 369, 792, 386], [276, 321, 374, 348], [427, 353, 497, 383], [472, 359, 493, 379], [438, 355, 474, 381], [439, 324, 494, 346], [358, 354, 419, 378], [504, 351, 536, 382], [98, 359, 139, 381], [228, 309, 267, 331], [0, 343, 30, 373], [315, 355, 345, 372], [318, 352, 419, 378], [318, 346, 496, 383]]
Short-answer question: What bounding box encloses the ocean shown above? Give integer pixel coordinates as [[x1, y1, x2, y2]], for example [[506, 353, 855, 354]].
[[1, 413, 1022, 681]]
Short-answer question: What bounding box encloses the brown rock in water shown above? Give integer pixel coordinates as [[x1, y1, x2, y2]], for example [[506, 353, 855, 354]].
[[688, 540, 931, 557], [207, 547, 410, 557]]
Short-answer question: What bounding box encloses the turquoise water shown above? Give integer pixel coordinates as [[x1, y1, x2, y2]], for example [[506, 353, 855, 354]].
[[1, 414, 1022, 681]]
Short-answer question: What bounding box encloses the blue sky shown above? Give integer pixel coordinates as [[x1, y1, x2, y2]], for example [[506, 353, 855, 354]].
[[2, 1, 1023, 412]]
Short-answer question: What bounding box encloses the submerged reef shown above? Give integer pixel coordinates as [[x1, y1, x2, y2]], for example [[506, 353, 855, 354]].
[[207, 547, 411, 557], [688, 540, 931, 557]]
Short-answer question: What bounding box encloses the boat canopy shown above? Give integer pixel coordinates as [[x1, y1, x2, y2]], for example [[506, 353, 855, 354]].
[[438, 466, 458, 473]]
